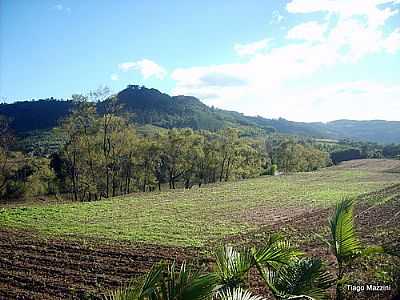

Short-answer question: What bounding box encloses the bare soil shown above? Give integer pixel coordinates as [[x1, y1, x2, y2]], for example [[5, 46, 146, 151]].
[[330, 159, 400, 173], [0, 229, 203, 299]]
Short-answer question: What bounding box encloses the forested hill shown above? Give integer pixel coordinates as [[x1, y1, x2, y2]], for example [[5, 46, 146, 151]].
[[0, 99, 74, 133], [1, 85, 400, 144], [317, 120, 400, 144]]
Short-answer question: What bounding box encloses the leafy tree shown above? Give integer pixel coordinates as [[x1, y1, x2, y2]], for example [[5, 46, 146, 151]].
[[276, 140, 329, 173], [135, 138, 161, 192], [25, 158, 57, 196], [0, 116, 15, 196], [217, 128, 241, 182], [330, 149, 363, 165], [61, 95, 98, 201], [160, 129, 199, 189]]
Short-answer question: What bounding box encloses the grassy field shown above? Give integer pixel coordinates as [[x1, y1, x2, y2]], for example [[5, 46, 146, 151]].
[[1, 159, 399, 247]]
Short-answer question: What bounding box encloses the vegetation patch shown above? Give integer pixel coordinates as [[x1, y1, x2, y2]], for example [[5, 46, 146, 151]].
[[1, 166, 398, 247]]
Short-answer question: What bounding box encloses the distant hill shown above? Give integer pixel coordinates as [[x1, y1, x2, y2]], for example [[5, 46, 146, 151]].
[[318, 120, 400, 144], [1, 85, 400, 144], [0, 99, 73, 133]]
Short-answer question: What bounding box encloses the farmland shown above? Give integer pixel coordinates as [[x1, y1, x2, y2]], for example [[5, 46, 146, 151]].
[[1, 159, 400, 299]]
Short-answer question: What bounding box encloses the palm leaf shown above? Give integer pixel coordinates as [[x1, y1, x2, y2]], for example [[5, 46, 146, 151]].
[[160, 261, 217, 300], [139, 263, 166, 299], [105, 263, 164, 300], [329, 198, 362, 264], [263, 258, 334, 300], [180, 273, 218, 300], [105, 284, 137, 300], [214, 246, 255, 292], [106, 261, 216, 300], [253, 234, 303, 271], [166, 261, 216, 300], [216, 288, 266, 300]]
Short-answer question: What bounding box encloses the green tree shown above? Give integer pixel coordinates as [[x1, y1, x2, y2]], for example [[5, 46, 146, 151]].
[[0, 116, 15, 197], [61, 95, 98, 201]]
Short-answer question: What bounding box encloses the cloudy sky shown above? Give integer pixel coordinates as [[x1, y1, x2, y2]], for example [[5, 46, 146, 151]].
[[1, 0, 400, 122]]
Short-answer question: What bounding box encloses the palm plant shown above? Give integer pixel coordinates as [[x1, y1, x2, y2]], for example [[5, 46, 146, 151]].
[[323, 197, 398, 299], [317, 197, 365, 299], [216, 288, 266, 300], [329, 198, 361, 267], [213, 245, 254, 292], [105, 261, 217, 300], [213, 234, 302, 294], [261, 258, 333, 300], [254, 235, 333, 299], [252, 234, 303, 271], [213, 234, 333, 300]]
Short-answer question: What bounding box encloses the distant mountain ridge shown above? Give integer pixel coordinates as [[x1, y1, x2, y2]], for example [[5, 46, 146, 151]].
[[1, 85, 399, 144]]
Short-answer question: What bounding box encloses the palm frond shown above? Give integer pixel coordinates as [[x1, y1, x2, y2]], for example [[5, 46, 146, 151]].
[[105, 263, 164, 300], [253, 234, 303, 271], [214, 246, 255, 292], [106, 260, 216, 300], [329, 198, 362, 264], [216, 288, 266, 300], [264, 258, 334, 300], [105, 283, 137, 300], [161, 261, 217, 300], [139, 263, 166, 298], [180, 273, 218, 300]]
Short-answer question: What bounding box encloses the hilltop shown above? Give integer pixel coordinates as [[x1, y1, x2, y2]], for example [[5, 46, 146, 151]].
[[1, 85, 400, 144]]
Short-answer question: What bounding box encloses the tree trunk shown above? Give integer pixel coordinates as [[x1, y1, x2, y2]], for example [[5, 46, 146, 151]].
[[225, 157, 233, 181], [219, 157, 226, 182], [71, 151, 78, 201]]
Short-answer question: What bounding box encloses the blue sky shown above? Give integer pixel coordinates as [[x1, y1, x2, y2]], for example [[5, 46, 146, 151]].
[[1, 0, 400, 122]]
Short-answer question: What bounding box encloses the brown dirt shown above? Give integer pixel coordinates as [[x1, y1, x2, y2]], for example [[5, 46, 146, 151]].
[[0, 229, 204, 299], [331, 159, 400, 173], [238, 206, 312, 226]]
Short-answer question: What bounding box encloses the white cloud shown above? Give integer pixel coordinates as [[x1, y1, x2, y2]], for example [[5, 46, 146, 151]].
[[284, 82, 400, 121], [110, 74, 119, 81], [234, 39, 270, 56], [54, 4, 63, 11], [287, 21, 327, 42], [170, 0, 400, 121], [118, 59, 167, 80], [385, 28, 400, 53], [286, 0, 398, 28]]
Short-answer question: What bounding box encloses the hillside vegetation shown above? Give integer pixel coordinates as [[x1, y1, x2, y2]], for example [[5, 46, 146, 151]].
[[2, 85, 400, 143]]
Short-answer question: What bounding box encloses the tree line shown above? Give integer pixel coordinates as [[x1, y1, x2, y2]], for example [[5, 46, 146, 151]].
[[53, 96, 273, 201], [1, 95, 332, 201]]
